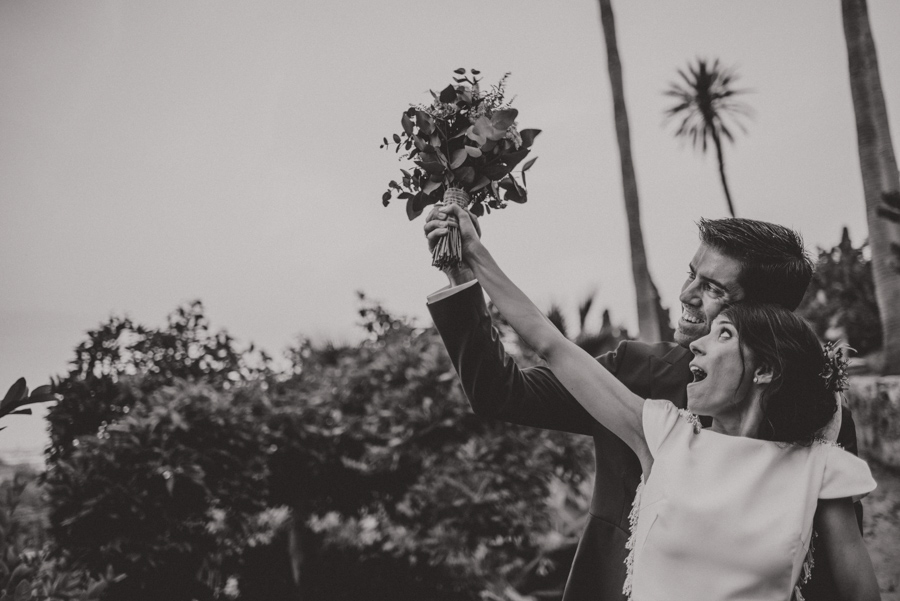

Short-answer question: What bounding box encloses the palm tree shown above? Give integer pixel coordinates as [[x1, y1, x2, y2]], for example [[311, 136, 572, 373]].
[[597, 0, 667, 343], [663, 58, 752, 217], [841, 0, 900, 374]]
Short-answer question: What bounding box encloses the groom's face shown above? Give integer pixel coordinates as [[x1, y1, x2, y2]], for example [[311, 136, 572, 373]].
[[674, 243, 745, 346]]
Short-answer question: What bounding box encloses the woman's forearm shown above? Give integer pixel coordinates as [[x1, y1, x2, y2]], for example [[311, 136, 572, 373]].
[[467, 243, 566, 361], [466, 242, 648, 461]]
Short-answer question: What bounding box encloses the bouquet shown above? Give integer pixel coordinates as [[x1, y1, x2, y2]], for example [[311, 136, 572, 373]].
[[381, 69, 540, 269]]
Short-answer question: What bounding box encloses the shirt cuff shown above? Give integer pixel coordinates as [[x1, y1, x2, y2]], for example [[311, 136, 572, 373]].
[[427, 279, 478, 304]]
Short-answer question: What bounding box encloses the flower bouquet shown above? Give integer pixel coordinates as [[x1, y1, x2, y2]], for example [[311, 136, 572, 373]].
[[381, 69, 540, 269]]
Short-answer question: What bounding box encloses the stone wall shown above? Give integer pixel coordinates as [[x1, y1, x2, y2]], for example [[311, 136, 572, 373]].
[[847, 376, 900, 468]]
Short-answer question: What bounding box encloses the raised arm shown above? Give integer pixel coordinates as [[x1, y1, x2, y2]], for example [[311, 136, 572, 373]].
[[438, 203, 651, 470]]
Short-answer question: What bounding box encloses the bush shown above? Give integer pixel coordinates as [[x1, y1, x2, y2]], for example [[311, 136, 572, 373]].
[[43, 298, 594, 600], [798, 227, 881, 356]]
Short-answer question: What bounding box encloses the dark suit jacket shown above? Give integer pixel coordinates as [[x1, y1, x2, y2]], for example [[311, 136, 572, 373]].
[[429, 282, 860, 601]]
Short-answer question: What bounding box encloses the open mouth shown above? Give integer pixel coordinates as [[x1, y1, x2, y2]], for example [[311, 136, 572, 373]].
[[681, 307, 704, 325], [689, 365, 708, 383]]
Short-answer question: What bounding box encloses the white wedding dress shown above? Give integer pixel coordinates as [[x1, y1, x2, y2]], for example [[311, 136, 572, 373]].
[[625, 399, 876, 601]]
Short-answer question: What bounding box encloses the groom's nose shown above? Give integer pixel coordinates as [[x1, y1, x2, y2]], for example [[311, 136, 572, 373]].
[[679, 277, 702, 306]]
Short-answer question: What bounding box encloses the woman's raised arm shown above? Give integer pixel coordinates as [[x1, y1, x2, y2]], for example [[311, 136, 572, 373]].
[[435, 203, 651, 472]]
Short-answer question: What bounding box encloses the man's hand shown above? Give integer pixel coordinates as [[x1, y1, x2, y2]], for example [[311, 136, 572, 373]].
[[424, 203, 481, 286]]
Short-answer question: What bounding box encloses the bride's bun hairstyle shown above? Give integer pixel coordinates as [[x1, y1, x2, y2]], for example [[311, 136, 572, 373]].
[[720, 303, 844, 445]]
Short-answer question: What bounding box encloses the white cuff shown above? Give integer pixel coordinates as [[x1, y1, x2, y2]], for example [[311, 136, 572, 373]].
[[427, 279, 478, 304]]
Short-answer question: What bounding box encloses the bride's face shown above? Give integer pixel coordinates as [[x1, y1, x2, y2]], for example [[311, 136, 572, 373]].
[[686, 315, 756, 417]]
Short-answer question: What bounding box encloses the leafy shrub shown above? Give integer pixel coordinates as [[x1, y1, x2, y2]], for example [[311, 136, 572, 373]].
[[43, 298, 594, 600], [798, 227, 881, 356]]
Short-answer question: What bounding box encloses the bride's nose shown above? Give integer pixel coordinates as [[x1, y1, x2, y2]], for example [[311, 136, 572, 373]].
[[689, 337, 706, 357]]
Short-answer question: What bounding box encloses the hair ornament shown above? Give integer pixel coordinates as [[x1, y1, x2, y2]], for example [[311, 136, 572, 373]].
[[820, 341, 851, 394]]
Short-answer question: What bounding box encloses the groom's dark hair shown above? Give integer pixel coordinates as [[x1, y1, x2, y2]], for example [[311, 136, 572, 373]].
[[698, 218, 813, 311]]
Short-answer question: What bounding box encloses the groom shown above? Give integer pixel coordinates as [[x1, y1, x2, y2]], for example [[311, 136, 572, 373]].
[[423, 214, 860, 601]]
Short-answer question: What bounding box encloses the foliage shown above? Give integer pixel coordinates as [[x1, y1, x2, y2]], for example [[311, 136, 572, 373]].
[[43, 382, 275, 601], [47, 301, 271, 465], [41, 298, 594, 600], [0, 379, 59, 432], [381, 69, 540, 219], [268, 294, 593, 599], [798, 227, 881, 356], [0, 403, 123, 601], [663, 58, 752, 217]]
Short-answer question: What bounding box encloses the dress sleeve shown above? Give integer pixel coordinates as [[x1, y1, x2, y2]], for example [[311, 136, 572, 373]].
[[819, 444, 877, 500], [642, 398, 682, 456]]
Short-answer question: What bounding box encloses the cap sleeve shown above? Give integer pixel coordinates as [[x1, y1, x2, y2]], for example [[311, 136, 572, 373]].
[[819, 444, 877, 500], [642, 399, 683, 456]]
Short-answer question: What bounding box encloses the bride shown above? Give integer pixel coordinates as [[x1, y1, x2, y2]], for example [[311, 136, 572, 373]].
[[429, 204, 880, 601]]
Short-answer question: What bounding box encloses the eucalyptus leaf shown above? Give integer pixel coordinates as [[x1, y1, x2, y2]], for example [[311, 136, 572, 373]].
[[519, 128, 541, 148], [453, 68, 466, 75], [470, 175, 491, 192], [416, 110, 434, 135], [454, 166, 475, 185], [522, 157, 538, 171], [450, 149, 467, 169], [491, 109, 518, 130], [465, 147, 482, 158], [423, 179, 441, 195], [439, 85, 456, 103]]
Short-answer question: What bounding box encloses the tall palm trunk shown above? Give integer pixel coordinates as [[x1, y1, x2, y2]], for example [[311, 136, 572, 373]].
[[842, 0, 900, 374], [711, 129, 736, 217], [597, 0, 664, 343]]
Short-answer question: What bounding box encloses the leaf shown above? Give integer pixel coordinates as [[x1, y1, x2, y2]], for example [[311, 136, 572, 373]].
[[470, 175, 491, 192], [482, 162, 512, 180], [454, 166, 475, 185], [471, 68, 480, 75], [415, 110, 434, 135], [382, 191, 391, 206], [453, 67, 466, 75], [14, 580, 29, 601], [392, 133, 401, 144], [471, 202, 485, 216], [466, 128, 487, 147], [522, 157, 538, 171], [401, 113, 414, 136], [450, 148, 468, 169], [500, 148, 529, 168], [2, 378, 27, 406], [439, 85, 456, 103], [471, 116, 493, 139], [465, 146, 482, 158], [519, 129, 541, 148], [406, 193, 427, 220], [423, 179, 441, 195], [419, 161, 445, 176], [491, 109, 518, 131]]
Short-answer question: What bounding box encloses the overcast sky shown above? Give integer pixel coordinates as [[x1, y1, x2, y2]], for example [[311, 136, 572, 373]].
[[2, 0, 899, 462]]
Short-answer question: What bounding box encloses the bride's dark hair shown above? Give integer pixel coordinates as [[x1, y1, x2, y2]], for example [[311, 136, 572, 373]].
[[721, 303, 838, 445]]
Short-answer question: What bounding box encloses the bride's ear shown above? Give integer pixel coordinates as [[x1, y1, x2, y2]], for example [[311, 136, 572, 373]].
[[753, 363, 774, 385]]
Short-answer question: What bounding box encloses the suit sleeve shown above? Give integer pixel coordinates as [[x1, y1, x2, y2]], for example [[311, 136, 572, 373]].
[[428, 282, 625, 436]]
